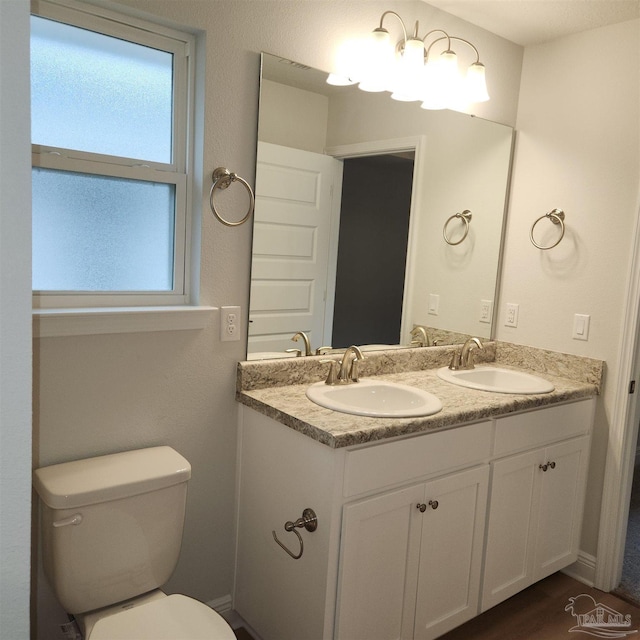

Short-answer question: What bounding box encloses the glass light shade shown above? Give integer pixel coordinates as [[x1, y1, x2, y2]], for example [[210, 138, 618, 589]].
[[422, 50, 464, 108], [390, 38, 425, 101], [326, 73, 356, 86], [437, 50, 459, 82], [358, 28, 393, 92], [327, 39, 360, 86], [401, 38, 425, 74], [466, 62, 490, 102]]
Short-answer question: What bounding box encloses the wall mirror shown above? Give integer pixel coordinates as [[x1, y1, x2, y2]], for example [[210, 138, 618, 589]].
[[247, 52, 514, 360]]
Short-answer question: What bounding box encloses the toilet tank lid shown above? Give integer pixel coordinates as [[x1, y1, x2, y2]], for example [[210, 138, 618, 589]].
[[33, 446, 191, 509]]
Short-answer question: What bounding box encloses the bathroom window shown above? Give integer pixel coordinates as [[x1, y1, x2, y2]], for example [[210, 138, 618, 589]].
[[31, 1, 195, 308]]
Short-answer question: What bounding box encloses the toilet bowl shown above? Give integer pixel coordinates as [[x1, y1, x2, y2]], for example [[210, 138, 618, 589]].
[[34, 446, 236, 640]]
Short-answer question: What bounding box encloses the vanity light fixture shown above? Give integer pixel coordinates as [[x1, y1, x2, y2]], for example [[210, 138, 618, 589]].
[[327, 10, 490, 110]]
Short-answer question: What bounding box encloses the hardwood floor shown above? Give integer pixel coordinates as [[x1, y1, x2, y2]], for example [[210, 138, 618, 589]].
[[233, 627, 255, 640], [233, 572, 640, 639], [441, 572, 640, 639]]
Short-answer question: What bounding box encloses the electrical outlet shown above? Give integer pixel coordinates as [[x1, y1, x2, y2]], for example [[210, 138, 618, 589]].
[[480, 299, 493, 324], [221, 305, 241, 342], [505, 303, 519, 328]]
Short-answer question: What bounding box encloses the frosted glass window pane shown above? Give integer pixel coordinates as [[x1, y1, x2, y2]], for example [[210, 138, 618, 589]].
[[31, 16, 173, 163], [32, 168, 175, 292]]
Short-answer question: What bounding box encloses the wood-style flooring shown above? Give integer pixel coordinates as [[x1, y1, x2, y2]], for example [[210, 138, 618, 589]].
[[441, 572, 640, 639], [233, 572, 640, 639]]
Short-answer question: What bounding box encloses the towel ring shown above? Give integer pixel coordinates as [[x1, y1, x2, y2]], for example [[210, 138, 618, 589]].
[[530, 208, 565, 250], [209, 167, 255, 227], [443, 210, 472, 246]]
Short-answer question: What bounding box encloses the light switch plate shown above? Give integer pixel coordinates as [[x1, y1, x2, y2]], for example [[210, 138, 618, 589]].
[[573, 313, 590, 341], [428, 293, 440, 316]]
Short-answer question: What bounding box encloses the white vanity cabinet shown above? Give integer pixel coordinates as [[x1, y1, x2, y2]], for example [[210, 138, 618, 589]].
[[234, 396, 595, 640], [481, 400, 594, 612], [336, 465, 489, 640]]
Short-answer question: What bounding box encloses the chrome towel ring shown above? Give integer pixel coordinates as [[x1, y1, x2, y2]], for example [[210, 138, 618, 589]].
[[530, 208, 565, 250], [208, 167, 255, 227], [443, 210, 472, 246]]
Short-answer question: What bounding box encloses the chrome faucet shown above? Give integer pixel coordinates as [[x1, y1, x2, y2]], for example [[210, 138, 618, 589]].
[[449, 337, 484, 371], [410, 325, 431, 347], [290, 331, 312, 357], [321, 345, 365, 385]]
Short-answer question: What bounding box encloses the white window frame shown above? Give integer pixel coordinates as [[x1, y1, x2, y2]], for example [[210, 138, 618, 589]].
[[31, 0, 196, 310]]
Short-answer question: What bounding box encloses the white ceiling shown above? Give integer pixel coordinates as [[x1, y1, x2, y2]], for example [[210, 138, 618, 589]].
[[424, 0, 640, 46]]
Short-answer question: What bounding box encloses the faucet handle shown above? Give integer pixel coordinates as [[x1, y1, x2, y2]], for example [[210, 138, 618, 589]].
[[320, 359, 339, 385], [285, 348, 302, 357], [315, 346, 333, 356], [350, 358, 361, 383]]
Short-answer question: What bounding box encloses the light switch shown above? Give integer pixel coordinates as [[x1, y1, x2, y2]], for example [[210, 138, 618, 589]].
[[428, 294, 440, 316], [573, 314, 590, 341]]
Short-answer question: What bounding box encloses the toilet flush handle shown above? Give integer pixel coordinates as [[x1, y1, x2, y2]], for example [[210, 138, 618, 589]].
[[53, 513, 83, 528]]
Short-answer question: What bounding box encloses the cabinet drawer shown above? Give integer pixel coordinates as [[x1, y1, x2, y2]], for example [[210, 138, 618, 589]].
[[343, 421, 492, 498], [493, 398, 594, 458]]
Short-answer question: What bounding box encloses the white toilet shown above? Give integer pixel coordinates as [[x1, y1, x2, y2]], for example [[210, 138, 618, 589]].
[[34, 446, 237, 640]]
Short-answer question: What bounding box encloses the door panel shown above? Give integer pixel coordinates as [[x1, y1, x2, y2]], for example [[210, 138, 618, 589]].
[[482, 450, 541, 611], [336, 484, 424, 640], [534, 436, 590, 580], [414, 466, 489, 640], [249, 142, 341, 353]]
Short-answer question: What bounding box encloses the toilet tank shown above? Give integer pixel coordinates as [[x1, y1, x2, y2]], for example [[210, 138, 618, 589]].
[[34, 446, 191, 614]]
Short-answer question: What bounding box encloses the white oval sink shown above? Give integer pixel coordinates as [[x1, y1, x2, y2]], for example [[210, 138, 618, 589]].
[[437, 366, 554, 394], [306, 379, 442, 418]]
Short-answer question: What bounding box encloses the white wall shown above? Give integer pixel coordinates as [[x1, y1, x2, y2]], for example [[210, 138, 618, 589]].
[[0, 1, 32, 638], [497, 19, 640, 556], [26, 1, 524, 635]]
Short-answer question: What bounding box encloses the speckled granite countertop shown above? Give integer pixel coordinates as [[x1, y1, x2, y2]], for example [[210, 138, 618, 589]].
[[236, 341, 604, 449]]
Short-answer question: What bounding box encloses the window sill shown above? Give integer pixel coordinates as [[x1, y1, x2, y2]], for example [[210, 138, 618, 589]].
[[33, 306, 217, 338]]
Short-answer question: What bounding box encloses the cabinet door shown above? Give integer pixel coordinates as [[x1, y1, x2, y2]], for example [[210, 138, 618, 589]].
[[336, 484, 424, 640], [481, 449, 541, 612], [533, 436, 590, 580], [414, 465, 489, 640]]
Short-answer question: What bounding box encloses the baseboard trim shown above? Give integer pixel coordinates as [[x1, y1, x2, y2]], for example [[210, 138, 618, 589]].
[[562, 551, 597, 587], [207, 594, 233, 615]]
